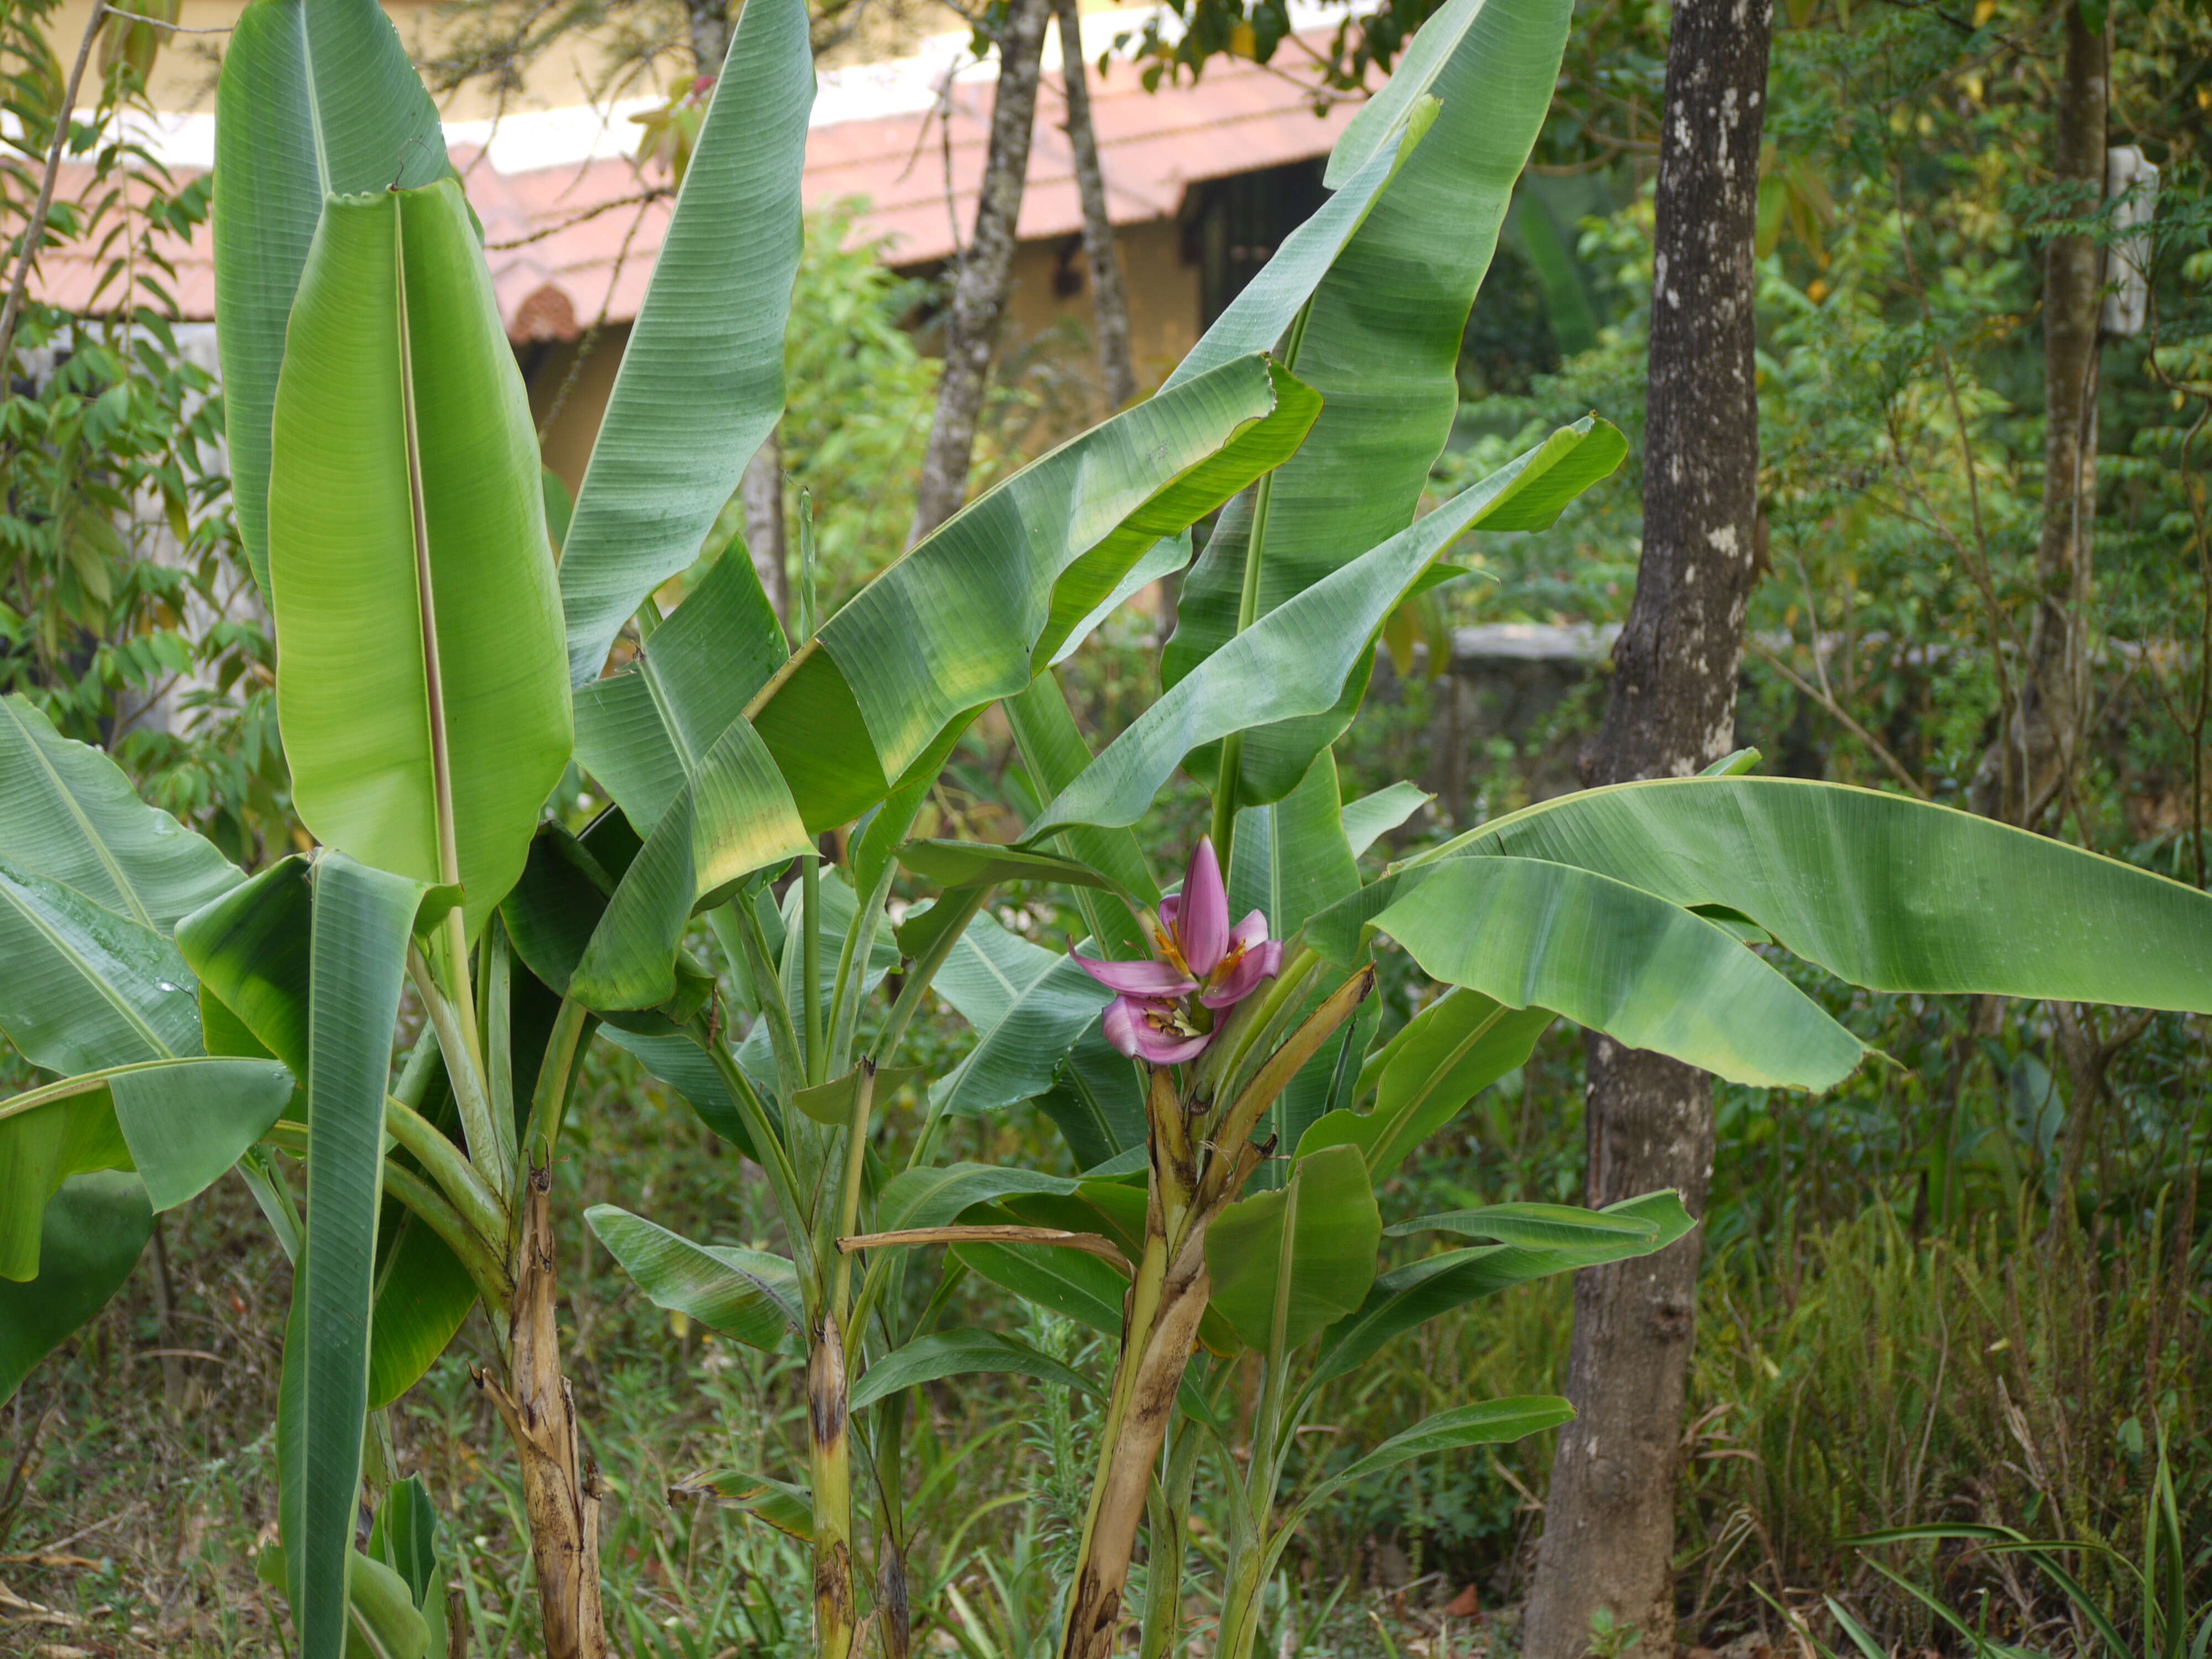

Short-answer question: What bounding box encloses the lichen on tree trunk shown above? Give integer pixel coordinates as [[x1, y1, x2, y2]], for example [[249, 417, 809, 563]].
[[1970, 7, 2107, 826], [908, 0, 1052, 543], [1521, 0, 1772, 1653], [1051, 0, 1138, 414]]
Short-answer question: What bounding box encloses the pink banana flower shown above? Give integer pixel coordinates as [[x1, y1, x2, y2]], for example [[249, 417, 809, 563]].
[[1072, 836, 1282, 1065]]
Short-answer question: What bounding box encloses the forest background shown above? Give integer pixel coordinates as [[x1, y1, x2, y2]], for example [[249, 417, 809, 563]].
[[1, 0, 2209, 1653]]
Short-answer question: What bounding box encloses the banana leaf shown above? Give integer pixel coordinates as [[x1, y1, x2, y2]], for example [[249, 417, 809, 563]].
[[268, 180, 570, 941], [573, 550, 789, 836], [1025, 421, 1625, 840], [1317, 779, 2212, 1015], [556, 0, 814, 684], [1366, 856, 1866, 1092], [586, 1204, 802, 1352], [1163, 0, 1586, 799], [276, 855, 430, 1659], [748, 355, 1320, 831], [1204, 1143, 1381, 1353], [0, 1172, 153, 1404], [0, 695, 242, 928], [212, 0, 449, 596], [927, 912, 1112, 1119]]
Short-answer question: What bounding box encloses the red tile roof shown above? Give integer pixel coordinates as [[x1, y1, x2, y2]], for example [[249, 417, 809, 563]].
[[32, 36, 1356, 339]]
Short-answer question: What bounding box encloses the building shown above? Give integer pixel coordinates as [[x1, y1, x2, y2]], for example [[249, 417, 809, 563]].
[[33, 0, 1363, 488]]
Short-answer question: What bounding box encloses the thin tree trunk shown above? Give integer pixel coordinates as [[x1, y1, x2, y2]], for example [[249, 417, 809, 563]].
[[1051, 0, 1138, 413], [148, 1215, 187, 1413], [908, 0, 1052, 543], [480, 1168, 607, 1659], [1521, 2, 1771, 1655], [743, 435, 790, 624], [1970, 11, 2106, 826]]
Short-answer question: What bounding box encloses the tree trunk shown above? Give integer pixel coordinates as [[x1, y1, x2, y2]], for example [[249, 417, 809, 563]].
[[1970, 9, 2106, 826], [908, 0, 1051, 543], [1051, 0, 1138, 413], [479, 1168, 607, 1659], [1521, 2, 1771, 1655], [742, 434, 790, 624]]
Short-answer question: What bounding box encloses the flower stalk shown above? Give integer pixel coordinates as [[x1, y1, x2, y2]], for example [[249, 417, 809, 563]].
[[1053, 844, 1375, 1659]]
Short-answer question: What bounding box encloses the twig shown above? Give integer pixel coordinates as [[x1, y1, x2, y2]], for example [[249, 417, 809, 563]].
[[0, 0, 109, 369], [482, 187, 668, 250], [1747, 637, 1930, 799], [0, 1406, 61, 1553], [107, 8, 231, 31]]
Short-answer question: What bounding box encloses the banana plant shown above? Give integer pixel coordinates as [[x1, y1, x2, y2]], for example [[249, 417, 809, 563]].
[[4, 4, 2210, 1659], [2, 6, 1326, 1659]]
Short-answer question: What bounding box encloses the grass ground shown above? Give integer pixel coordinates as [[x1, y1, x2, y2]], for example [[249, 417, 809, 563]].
[[4, 1025, 2205, 1659]]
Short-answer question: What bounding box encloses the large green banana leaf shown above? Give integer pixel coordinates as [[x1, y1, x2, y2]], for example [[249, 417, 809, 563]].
[[1387, 1202, 1663, 1248], [1161, 108, 1432, 394], [1228, 748, 1359, 947], [213, 0, 449, 597], [1035, 1024, 1146, 1170], [0, 851, 203, 1073], [875, 1161, 1088, 1234], [1223, 750, 1363, 1187], [951, 1233, 1126, 1337], [1204, 1142, 1380, 1352], [268, 180, 569, 941], [749, 355, 1320, 831], [1314, 779, 2212, 1014], [1368, 857, 1866, 1092], [567, 718, 811, 1010], [0, 695, 242, 928], [1162, 0, 1580, 799], [1308, 1190, 1695, 1392], [179, 858, 492, 1412], [848, 1328, 1099, 1412], [1025, 421, 1624, 839], [1298, 989, 1553, 1182], [927, 911, 1112, 1119], [0, 700, 237, 1070], [1003, 672, 1160, 958], [1340, 784, 1431, 858], [586, 1205, 802, 1352], [0, 1056, 294, 1277], [367, 1205, 480, 1412], [556, 0, 814, 685], [574, 550, 789, 836], [500, 816, 716, 1031], [278, 854, 429, 1659], [179, 855, 315, 1070], [0, 1172, 153, 1405]]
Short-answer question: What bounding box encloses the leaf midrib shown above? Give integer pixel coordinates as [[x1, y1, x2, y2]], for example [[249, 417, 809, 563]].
[[0, 872, 176, 1061], [2, 698, 154, 928]]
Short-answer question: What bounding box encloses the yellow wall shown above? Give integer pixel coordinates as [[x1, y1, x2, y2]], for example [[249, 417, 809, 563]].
[[1001, 218, 1202, 414], [528, 324, 632, 501]]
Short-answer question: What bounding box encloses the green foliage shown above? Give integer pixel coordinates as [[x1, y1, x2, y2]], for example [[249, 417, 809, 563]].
[[4, 3, 2210, 1658], [0, 0, 285, 864]]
